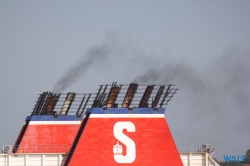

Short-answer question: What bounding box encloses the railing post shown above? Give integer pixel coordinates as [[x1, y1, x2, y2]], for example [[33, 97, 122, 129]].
[[25, 154, 29, 166], [205, 152, 208, 166], [188, 153, 192, 166], [41, 154, 45, 166], [58, 154, 62, 166], [7, 155, 11, 166]]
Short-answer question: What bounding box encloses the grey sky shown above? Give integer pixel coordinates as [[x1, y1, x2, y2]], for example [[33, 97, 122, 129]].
[[1, 1, 250, 160]]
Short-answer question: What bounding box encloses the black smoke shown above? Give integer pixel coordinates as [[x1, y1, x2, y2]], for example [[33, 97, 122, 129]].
[[51, 39, 250, 159], [133, 51, 250, 159], [52, 44, 111, 92]]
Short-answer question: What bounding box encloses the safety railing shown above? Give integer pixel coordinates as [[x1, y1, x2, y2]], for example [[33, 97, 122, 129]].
[[11, 144, 71, 153], [176, 143, 214, 153], [32, 83, 178, 116]]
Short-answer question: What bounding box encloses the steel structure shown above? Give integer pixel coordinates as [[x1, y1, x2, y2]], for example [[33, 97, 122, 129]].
[[0, 82, 220, 166], [31, 83, 178, 116]]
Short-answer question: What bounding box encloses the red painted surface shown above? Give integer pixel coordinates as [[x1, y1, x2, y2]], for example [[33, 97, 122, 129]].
[[13, 125, 25, 149], [16, 124, 80, 153], [69, 117, 183, 166]]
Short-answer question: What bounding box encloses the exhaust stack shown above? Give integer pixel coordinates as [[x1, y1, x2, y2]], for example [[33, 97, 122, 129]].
[[151, 86, 165, 108], [122, 83, 138, 108], [46, 94, 60, 115], [106, 85, 122, 108], [139, 85, 154, 108], [60, 93, 76, 115]]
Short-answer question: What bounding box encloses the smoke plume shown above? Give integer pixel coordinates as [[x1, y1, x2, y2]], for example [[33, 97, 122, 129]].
[[53, 44, 111, 92], [51, 38, 250, 159], [133, 51, 250, 159]]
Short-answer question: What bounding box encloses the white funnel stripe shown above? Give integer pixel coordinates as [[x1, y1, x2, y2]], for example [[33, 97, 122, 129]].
[[29, 121, 82, 125], [90, 114, 165, 118]]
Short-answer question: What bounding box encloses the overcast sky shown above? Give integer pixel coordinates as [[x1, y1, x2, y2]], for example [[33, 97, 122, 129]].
[[1, 1, 250, 160]]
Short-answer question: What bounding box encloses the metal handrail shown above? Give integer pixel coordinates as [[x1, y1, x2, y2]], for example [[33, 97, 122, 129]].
[[176, 143, 213, 153], [12, 144, 71, 153], [32, 83, 178, 116], [8, 143, 213, 154]]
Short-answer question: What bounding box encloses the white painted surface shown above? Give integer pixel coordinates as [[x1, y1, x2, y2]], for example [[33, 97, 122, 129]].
[[90, 114, 165, 118], [0, 152, 219, 166], [0, 153, 65, 166], [180, 152, 220, 166]]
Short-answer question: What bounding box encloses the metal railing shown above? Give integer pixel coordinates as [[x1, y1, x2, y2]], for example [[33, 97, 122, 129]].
[[6, 143, 213, 154], [11, 144, 71, 153], [32, 83, 178, 116], [176, 143, 213, 153]]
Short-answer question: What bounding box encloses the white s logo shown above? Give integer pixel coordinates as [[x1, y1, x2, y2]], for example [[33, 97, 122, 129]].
[[113, 121, 136, 163]]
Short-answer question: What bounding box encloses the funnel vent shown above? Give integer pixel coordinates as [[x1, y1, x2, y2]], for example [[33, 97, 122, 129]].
[[60, 93, 76, 115]]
